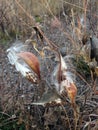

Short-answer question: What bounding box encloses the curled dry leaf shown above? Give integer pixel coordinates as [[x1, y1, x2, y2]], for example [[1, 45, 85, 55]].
[[18, 52, 40, 79], [65, 82, 77, 104], [95, 67, 98, 76]]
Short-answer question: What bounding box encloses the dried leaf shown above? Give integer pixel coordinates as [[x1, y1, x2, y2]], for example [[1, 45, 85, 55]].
[[95, 67, 98, 76], [39, 51, 45, 58], [65, 82, 77, 104]]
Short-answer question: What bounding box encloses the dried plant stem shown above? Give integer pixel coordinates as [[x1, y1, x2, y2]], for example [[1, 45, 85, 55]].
[[61, 105, 72, 130], [72, 103, 80, 130], [83, 0, 88, 33], [42, 0, 77, 46], [15, 0, 59, 53], [63, 0, 98, 18]]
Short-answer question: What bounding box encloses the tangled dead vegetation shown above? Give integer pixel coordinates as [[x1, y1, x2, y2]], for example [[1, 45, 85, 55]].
[[0, 0, 98, 130]]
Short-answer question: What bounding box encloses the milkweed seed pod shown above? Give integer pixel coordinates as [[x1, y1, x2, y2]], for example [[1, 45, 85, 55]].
[[51, 54, 77, 104], [7, 41, 40, 84]]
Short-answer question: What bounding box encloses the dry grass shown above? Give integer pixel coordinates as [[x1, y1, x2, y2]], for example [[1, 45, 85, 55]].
[[0, 0, 97, 40], [0, 0, 98, 130]]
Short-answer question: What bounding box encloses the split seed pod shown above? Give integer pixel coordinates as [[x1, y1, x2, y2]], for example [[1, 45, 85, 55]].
[[17, 52, 40, 79], [7, 42, 41, 84], [57, 54, 77, 104]]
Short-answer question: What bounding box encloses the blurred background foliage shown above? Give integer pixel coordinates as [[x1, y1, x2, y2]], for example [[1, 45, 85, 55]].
[[0, 0, 97, 43]]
